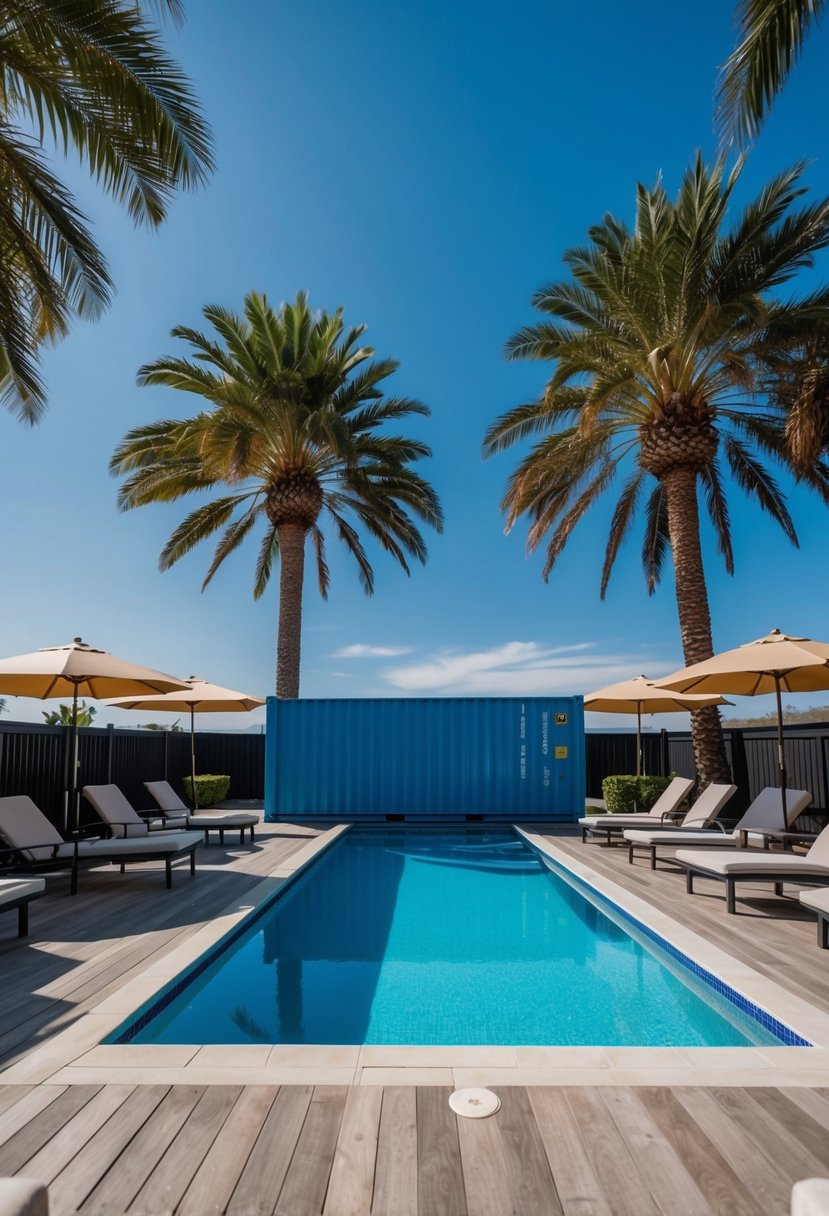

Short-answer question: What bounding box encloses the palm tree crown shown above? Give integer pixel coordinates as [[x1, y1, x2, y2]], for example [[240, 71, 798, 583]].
[[485, 157, 829, 784], [718, 0, 824, 147], [0, 0, 213, 418], [111, 291, 443, 697]]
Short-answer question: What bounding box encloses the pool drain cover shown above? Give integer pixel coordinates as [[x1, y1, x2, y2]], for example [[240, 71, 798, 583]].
[[449, 1087, 501, 1119]]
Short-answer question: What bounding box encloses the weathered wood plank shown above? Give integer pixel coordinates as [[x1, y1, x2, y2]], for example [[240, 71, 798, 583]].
[[416, 1086, 466, 1216], [0, 1085, 66, 1147], [563, 1087, 660, 1216], [0, 1085, 33, 1118], [78, 1084, 204, 1214], [49, 1085, 169, 1216], [637, 1086, 760, 1216], [0, 1085, 99, 1175], [599, 1086, 712, 1216], [455, 1104, 512, 1216], [710, 1087, 829, 1185], [323, 1085, 382, 1216], [672, 1088, 795, 1215], [529, 1086, 612, 1216], [226, 1085, 312, 1216], [372, 1086, 417, 1216], [496, 1087, 562, 1216], [178, 1086, 278, 1216], [275, 1085, 348, 1216], [129, 1085, 242, 1215], [17, 1086, 135, 1188]]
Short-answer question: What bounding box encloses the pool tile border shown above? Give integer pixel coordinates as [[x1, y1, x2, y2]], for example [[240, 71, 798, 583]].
[[5, 822, 829, 1087]]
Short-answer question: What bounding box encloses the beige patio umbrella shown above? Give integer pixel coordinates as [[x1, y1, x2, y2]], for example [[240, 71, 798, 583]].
[[585, 675, 730, 777], [106, 677, 265, 809], [656, 629, 829, 815], [0, 637, 189, 831]]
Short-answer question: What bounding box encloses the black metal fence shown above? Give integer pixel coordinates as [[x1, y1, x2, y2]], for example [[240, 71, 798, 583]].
[[0, 721, 265, 830], [587, 723, 829, 830]]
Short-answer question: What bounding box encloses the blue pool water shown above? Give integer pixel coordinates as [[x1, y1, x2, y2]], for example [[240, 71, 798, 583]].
[[118, 830, 783, 1047]]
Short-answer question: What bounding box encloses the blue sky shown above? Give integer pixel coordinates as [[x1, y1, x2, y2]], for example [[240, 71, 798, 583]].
[[2, 0, 829, 731]]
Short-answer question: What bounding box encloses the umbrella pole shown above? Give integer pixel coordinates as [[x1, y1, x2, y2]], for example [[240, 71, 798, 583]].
[[190, 705, 196, 812], [774, 674, 788, 822]]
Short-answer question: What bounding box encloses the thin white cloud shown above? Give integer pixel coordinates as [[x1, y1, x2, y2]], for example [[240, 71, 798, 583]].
[[333, 644, 413, 659], [382, 641, 677, 697]]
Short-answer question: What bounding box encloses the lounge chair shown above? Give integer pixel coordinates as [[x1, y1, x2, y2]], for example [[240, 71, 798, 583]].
[[82, 783, 189, 837], [624, 786, 811, 870], [0, 794, 201, 894], [799, 889, 829, 948], [675, 817, 829, 914], [0, 876, 45, 936], [579, 776, 695, 843], [144, 780, 258, 844]]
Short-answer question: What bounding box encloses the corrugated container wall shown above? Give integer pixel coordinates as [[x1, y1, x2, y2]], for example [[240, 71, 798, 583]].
[[265, 696, 585, 822]]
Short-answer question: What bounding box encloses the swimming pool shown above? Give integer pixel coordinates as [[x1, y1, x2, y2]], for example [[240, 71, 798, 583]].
[[112, 829, 796, 1048]]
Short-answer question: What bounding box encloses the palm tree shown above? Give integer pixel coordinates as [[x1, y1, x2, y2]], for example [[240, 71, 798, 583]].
[[718, 0, 823, 147], [0, 0, 213, 418], [111, 291, 443, 698], [485, 157, 829, 786], [43, 700, 96, 727]]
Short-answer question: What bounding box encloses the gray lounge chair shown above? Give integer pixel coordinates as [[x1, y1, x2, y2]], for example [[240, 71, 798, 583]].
[[0, 876, 45, 936], [800, 889, 829, 948], [675, 816, 829, 914], [144, 780, 258, 844], [82, 783, 189, 836], [579, 776, 695, 843], [623, 786, 811, 869], [0, 795, 201, 894]]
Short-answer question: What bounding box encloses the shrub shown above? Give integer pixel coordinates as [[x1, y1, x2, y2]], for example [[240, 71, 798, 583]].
[[182, 774, 230, 808], [601, 774, 676, 814]]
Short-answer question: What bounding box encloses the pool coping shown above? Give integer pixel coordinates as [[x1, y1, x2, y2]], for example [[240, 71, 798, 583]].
[[4, 823, 829, 1088]]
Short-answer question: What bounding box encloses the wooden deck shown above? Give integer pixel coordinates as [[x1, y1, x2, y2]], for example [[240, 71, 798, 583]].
[[545, 830, 829, 1013], [3, 1079, 829, 1213], [4, 823, 829, 1213], [0, 820, 322, 1069]]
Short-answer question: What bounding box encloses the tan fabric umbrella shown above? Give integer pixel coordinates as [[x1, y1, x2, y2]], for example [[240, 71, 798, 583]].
[[0, 637, 189, 831], [656, 629, 829, 812], [107, 678, 265, 809], [585, 675, 730, 776]]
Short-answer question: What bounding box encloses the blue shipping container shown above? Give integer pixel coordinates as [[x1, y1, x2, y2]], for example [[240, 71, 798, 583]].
[[265, 696, 584, 822]]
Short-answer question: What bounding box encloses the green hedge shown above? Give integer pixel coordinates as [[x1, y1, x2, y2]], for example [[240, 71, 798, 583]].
[[181, 774, 231, 808], [601, 774, 677, 814]]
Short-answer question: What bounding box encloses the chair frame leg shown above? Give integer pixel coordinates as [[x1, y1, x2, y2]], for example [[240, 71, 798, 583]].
[[726, 877, 736, 914], [190, 850, 196, 876], [820, 914, 829, 949], [686, 870, 694, 895], [165, 858, 172, 889], [17, 902, 28, 937]]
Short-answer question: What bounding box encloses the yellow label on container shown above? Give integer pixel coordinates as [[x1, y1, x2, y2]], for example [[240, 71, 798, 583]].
[[555, 745, 568, 759], [555, 712, 568, 725]]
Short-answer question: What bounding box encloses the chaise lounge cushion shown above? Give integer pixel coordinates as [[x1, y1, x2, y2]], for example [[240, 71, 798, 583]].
[[83, 784, 188, 837], [800, 889, 829, 915], [0, 877, 45, 906], [673, 849, 829, 877], [144, 781, 258, 832], [578, 776, 694, 831], [624, 787, 812, 849]]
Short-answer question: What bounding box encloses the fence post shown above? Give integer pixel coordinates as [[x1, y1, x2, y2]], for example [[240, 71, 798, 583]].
[[660, 729, 669, 777], [106, 723, 114, 784], [164, 731, 169, 782], [728, 727, 750, 813]]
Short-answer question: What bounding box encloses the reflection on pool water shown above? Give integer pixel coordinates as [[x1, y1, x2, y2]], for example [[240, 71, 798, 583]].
[[117, 829, 782, 1047]]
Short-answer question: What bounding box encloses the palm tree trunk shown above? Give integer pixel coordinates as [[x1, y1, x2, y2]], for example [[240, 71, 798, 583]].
[[276, 523, 307, 698], [661, 465, 731, 787]]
